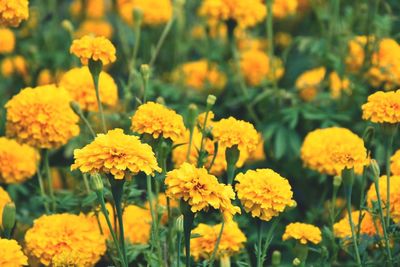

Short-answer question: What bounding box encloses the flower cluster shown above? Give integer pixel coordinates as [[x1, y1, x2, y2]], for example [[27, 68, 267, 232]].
[[333, 210, 380, 239], [0, 238, 28, 267], [5, 85, 80, 149], [165, 163, 240, 221], [282, 222, 322, 245], [59, 66, 118, 111], [70, 35, 116, 65], [295, 67, 326, 101], [0, 28, 15, 54], [131, 102, 186, 142], [301, 127, 368, 176], [190, 221, 246, 261], [239, 49, 270, 86], [0, 0, 29, 27], [25, 213, 106, 266], [72, 128, 161, 179], [0, 137, 39, 184], [0, 187, 11, 228], [118, 0, 173, 26], [362, 90, 400, 124], [235, 169, 296, 221]]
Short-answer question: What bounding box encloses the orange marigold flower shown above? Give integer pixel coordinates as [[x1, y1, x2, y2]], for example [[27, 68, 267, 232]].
[[0, 0, 29, 27], [282, 222, 322, 245], [36, 69, 54, 85], [0, 28, 15, 54], [1, 55, 28, 78], [240, 49, 270, 86], [333, 210, 381, 239], [345, 36, 371, 73], [300, 127, 368, 176], [235, 169, 296, 221], [0, 238, 28, 267], [0, 187, 11, 228], [118, 0, 173, 26], [75, 19, 113, 39], [70, 35, 116, 65], [295, 67, 326, 101], [0, 137, 39, 184], [272, 0, 298, 19], [59, 67, 118, 111], [25, 213, 106, 266], [191, 221, 246, 261], [5, 85, 80, 149], [131, 102, 186, 142], [165, 163, 240, 221], [362, 90, 400, 124], [70, 0, 106, 19], [390, 149, 400, 175], [72, 128, 161, 179], [329, 72, 351, 99]]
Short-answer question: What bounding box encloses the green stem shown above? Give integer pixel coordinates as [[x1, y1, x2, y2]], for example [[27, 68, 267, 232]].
[[43, 150, 55, 212], [262, 218, 280, 260], [177, 230, 182, 267], [385, 135, 393, 228], [132, 22, 142, 69], [36, 163, 49, 214], [149, 16, 175, 67], [227, 163, 236, 185], [257, 220, 264, 267], [197, 109, 210, 167], [265, 0, 279, 96], [208, 221, 225, 267], [183, 211, 194, 267], [186, 127, 195, 162], [344, 185, 362, 266], [329, 184, 339, 263], [92, 71, 106, 132]]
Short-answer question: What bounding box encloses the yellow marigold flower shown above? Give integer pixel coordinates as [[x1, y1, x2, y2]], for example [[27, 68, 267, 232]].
[[0, 137, 39, 184], [333, 210, 380, 239], [345, 36, 370, 73], [25, 213, 106, 266], [145, 193, 178, 224], [295, 67, 326, 101], [70, 35, 116, 65], [300, 127, 368, 176], [165, 163, 240, 221], [5, 85, 80, 149], [240, 49, 270, 86], [173, 60, 227, 92], [36, 69, 54, 85], [266, 57, 285, 82], [212, 117, 259, 155], [199, 0, 267, 29], [0, 0, 29, 27], [76, 19, 113, 39], [329, 72, 351, 99], [366, 175, 400, 223], [72, 128, 160, 179], [190, 221, 246, 261], [235, 169, 295, 221], [272, 0, 298, 19], [131, 102, 186, 142], [247, 133, 266, 163], [0, 238, 28, 267], [0, 28, 15, 54], [70, 0, 106, 19], [390, 149, 400, 175], [60, 67, 118, 111], [362, 90, 400, 124], [0, 187, 11, 228], [118, 0, 172, 26], [1, 55, 28, 78], [282, 222, 322, 245]]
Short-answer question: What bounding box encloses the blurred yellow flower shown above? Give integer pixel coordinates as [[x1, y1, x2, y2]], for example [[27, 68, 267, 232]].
[[76, 19, 113, 38], [275, 32, 293, 49], [118, 0, 172, 26], [131, 101, 186, 142], [72, 128, 161, 179], [333, 210, 380, 239], [5, 85, 80, 149], [362, 90, 400, 124], [173, 60, 227, 92], [70, 0, 106, 19], [390, 149, 400, 175], [329, 72, 351, 99], [235, 169, 296, 221], [165, 163, 240, 221], [272, 0, 298, 19], [1, 55, 28, 78], [191, 221, 246, 261], [282, 222, 322, 244], [0, 28, 15, 54], [59, 66, 118, 111], [301, 127, 368, 176], [36, 69, 54, 85], [0, 238, 28, 267], [366, 175, 400, 223], [25, 213, 106, 266], [0, 187, 11, 228], [0, 137, 39, 184], [70, 35, 116, 65], [345, 36, 370, 73], [0, 0, 29, 27], [295, 67, 326, 101], [240, 49, 270, 86]]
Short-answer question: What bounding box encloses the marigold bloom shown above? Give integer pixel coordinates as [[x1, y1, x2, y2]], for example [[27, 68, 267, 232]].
[[70, 35, 116, 65], [174, 60, 226, 92], [300, 127, 368, 176], [329, 72, 350, 99], [1, 55, 28, 78], [362, 90, 400, 124], [235, 169, 296, 221], [199, 0, 267, 29], [165, 163, 240, 221], [5, 85, 80, 149], [0, 137, 39, 184], [60, 67, 118, 111], [118, 0, 173, 26], [390, 149, 400, 175], [333, 210, 380, 239], [70, 0, 106, 19], [0, 238, 28, 267], [190, 221, 246, 261], [345, 36, 369, 73], [131, 102, 186, 142], [0, 28, 15, 54], [0, 0, 29, 27], [72, 128, 160, 179], [212, 117, 259, 156], [295, 67, 326, 101], [0, 187, 11, 228], [76, 20, 113, 38], [366, 175, 400, 223], [272, 0, 298, 19], [36, 69, 54, 85], [282, 222, 322, 245], [25, 213, 106, 266], [240, 49, 270, 86]]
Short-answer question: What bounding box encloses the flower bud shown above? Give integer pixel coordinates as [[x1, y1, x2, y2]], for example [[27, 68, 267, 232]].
[[206, 94, 217, 108], [175, 215, 184, 233], [293, 258, 301, 266], [140, 64, 150, 80], [156, 97, 165, 105], [341, 167, 354, 187], [133, 8, 143, 24], [2, 202, 16, 236], [61, 20, 74, 34], [187, 104, 198, 131], [70, 101, 82, 115], [90, 173, 104, 192], [225, 145, 240, 168], [272, 250, 281, 266], [362, 126, 374, 150], [333, 175, 342, 188], [369, 159, 380, 179]]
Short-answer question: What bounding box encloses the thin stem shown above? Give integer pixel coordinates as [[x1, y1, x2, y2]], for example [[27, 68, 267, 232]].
[[36, 163, 49, 214], [208, 221, 225, 267], [227, 163, 236, 185], [43, 150, 56, 212], [132, 22, 142, 69], [329, 184, 339, 263], [197, 109, 210, 167], [186, 127, 195, 162], [75, 108, 96, 139], [177, 231, 182, 267], [149, 16, 175, 67], [257, 220, 264, 267], [385, 135, 394, 228], [265, 0, 279, 96], [92, 73, 107, 132], [344, 185, 362, 266], [183, 211, 194, 267]]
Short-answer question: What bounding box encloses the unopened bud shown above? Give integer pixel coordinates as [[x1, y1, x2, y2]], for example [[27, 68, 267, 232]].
[[293, 258, 301, 266], [176, 215, 184, 233], [370, 159, 380, 179], [362, 126, 374, 150], [91, 173, 104, 192], [187, 104, 198, 130], [206, 94, 216, 107], [156, 97, 165, 105], [272, 250, 281, 266], [225, 145, 240, 168], [341, 167, 354, 187], [333, 175, 342, 188], [133, 8, 143, 24], [70, 101, 82, 115], [61, 20, 74, 34], [2, 202, 16, 234], [140, 64, 150, 80]]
